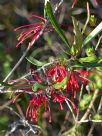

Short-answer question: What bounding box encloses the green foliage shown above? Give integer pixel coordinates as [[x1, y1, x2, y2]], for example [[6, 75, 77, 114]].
[[65, 125, 84, 136], [72, 61, 102, 68], [79, 94, 92, 110], [85, 47, 95, 56], [79, 56, 97, 63], [89, 72, 102, 89], [93, 114, 102, 120]]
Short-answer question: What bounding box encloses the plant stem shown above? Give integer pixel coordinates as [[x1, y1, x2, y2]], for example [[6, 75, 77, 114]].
[[82, 2, 90, 34], [3, 47, 30, 82], [76, 85, 84, 122], [65, 99, 76, 122], [80, 89, 99, 122]]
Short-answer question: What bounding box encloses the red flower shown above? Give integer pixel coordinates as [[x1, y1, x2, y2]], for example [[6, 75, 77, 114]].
[[51, 91, 66, 110], [75, 70, 89, 85], [47, 65, 68, 83], [66, 70, 89, 98], [66, 71, 79, 98], [14, 14, 47, 48], [26, 90, 68, 122], [26, 92, 48, 122]]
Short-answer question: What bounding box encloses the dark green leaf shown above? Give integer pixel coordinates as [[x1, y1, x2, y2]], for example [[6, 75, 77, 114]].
[[45, 2, 70, 48], [26, 56, 46, 66]]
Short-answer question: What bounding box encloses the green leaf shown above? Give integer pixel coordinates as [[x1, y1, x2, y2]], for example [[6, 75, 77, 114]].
[[82, 22, 102, 47], [32, 82, 46, 92], [45, 2, 70, 48], [54, 76, 68, 89], [79, 55, 97, 63], [93, 114, 102, 120], [26, 56, 46, 66], [72, 61, 102, 68]]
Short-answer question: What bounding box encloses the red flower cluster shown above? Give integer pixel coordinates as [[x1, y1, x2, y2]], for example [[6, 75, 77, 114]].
[[12, 64, 91, 122], [14, 14, 47, 48]]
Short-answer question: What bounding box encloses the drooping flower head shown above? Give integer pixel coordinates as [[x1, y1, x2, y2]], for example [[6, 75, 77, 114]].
[[14, 14, 47, 48], [26, 91, 48, 122], [51, 90, 66, 110], [66, 69, 90, 98]]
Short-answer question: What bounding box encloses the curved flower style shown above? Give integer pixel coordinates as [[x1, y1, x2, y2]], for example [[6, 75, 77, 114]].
[[66, 70, 89, 98], [47, 64, 68, 82], [26, 91, 48, 122], [51, 91, 66, 110], [14, 14, 47, 48], [66, 71, 79, 98]]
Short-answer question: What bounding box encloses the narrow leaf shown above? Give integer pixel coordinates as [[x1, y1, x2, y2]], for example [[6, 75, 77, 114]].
[[45, 2, 70, 48], [26, 56, 45, 66], [82, 22, 102, 47]]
